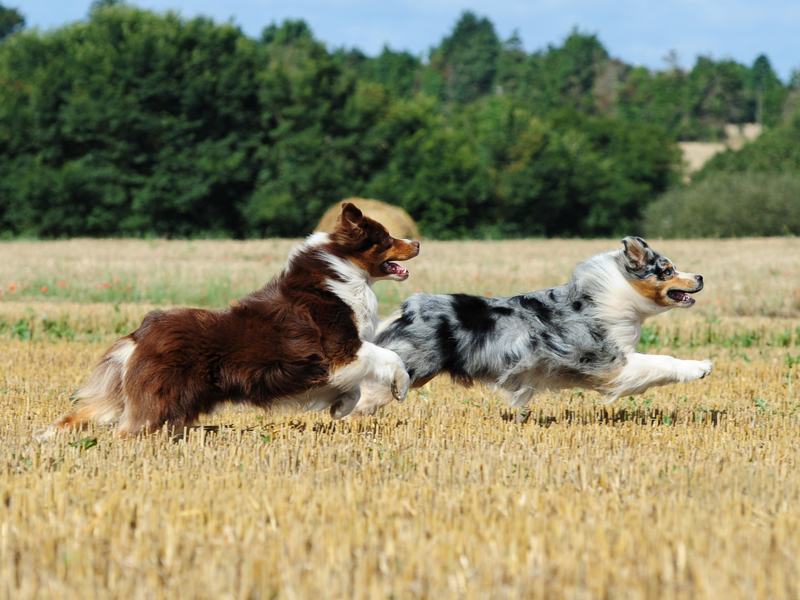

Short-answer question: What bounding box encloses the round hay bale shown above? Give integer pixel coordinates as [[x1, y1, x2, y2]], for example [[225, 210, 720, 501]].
[[316, 198, 420, 239]]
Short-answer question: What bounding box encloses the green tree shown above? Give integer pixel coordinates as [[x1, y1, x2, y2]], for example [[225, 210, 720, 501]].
[[486, 105, 679, 236], [521, 30, 609, 114], [334, 46, 421, 99], [430, 11, 501, 103], [0, 7, 767, 239], [494, 31, 528, 98], [260, 18, 313, 45], [364, 96, 493, 238], [242, 21, 407, 236], [0, 3, 23, 41], [644, 172, 800, 238], [617, 54, 788, 140], [695, 113, 800, 177], [617, 65, 688, 140], [0, 4, 264, 236], [365, 98, 680, 238], [750, 54, 787, 127]]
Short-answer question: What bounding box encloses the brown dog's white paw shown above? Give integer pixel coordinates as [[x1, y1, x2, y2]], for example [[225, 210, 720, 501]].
[[33, 426, 59, 442], [391, 368, 410, 402]]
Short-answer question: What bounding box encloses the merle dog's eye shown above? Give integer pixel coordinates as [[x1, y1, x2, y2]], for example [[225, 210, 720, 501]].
[[663, 268, 673, 277]]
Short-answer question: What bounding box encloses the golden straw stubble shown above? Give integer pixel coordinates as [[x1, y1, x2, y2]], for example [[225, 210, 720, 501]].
[[0, 238, 799, 599]]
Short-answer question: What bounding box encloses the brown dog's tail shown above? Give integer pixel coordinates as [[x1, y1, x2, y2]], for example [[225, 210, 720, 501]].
[[35, 337, 135, 441]]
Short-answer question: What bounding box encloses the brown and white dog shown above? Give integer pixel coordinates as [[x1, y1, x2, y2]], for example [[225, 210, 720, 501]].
[[36, 203, 419, 438]]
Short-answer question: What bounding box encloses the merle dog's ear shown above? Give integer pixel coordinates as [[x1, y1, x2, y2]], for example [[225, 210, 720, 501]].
[[340, 202, 363, 228], [621, 236, 651, 269]]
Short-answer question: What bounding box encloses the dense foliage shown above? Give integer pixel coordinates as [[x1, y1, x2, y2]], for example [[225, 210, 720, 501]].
[[643, 114, 800, 238], [0, 4, 796, 238], [694, 114, 800, 178], [0, 3, 23, 41], [643, 172, 800, 238]]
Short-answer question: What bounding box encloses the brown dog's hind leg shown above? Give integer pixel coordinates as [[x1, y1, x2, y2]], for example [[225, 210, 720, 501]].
[[51, 405, 96, 431], [116, 398, 173, 437]]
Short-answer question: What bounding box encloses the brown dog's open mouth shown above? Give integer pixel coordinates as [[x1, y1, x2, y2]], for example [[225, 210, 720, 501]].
[[381, 261, 410, 280], [666, 289, 696, 306]]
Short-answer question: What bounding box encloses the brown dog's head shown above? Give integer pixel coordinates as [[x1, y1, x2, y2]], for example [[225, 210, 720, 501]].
[[329, 203, 420, 281], [619, 236, 704, 309]]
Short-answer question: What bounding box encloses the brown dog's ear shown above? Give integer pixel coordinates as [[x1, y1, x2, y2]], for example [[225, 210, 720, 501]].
[[621, 236, 650, 269], [340, 202, 363, 228]]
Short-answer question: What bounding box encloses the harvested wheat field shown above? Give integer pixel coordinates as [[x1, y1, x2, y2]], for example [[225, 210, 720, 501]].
[[2, 237, 800, 599]]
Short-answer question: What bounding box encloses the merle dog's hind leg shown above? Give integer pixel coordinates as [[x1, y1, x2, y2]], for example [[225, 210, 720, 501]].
[[348, 373, 436, 418], [347, 381, 393, 417]]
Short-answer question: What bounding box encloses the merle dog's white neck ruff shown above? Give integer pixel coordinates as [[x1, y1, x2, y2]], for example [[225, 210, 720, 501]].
[[573, 251, 669, 353]]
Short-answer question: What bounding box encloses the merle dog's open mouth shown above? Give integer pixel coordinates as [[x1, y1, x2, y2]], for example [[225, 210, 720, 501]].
[[381, 261, 409, 279], [666, 289, 696, 306]]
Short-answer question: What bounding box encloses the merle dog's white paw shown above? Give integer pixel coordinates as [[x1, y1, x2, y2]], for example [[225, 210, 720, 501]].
[[682, 359, 713, 382], [699, 359, 713, 378]]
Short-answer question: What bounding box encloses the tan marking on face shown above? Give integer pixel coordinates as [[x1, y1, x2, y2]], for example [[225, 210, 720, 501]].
[[629, 277, 667, 305], [628, 270, 702, 307], [350, 237, 420, 278]]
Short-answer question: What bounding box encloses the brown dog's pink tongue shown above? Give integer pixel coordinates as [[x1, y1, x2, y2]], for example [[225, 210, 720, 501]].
[[384, 262, 408, 276]]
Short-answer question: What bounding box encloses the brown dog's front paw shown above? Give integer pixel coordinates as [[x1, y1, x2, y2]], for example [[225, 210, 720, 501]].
[[391, 369, 410, 402]]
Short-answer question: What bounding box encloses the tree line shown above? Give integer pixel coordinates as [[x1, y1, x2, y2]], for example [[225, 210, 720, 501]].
[[0, 3, 796, 239], [643, 111, 800, 238]]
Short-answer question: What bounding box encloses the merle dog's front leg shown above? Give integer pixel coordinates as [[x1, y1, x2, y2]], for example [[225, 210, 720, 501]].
[[606, 353, 713, 399]]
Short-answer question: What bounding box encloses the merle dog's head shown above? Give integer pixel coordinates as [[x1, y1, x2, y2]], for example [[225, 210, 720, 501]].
[[618, 236, 704, 309]]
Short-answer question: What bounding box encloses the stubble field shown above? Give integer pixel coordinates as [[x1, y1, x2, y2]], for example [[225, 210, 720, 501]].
[[1, 237, 800, 599]]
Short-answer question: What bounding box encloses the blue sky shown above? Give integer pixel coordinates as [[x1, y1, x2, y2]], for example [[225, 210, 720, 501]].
[[18, 0, 800, 81]]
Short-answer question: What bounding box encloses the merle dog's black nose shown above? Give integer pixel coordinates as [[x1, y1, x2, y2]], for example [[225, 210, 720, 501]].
[[696, 275, 703, 283]]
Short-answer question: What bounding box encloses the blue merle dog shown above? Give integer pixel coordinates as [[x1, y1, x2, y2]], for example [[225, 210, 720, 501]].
[[350, 237, 712, 416]]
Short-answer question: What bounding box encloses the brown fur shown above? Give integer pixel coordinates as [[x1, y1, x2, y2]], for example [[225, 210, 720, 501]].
[[316, 198, 420, 240], [46, 204, 419, 437]]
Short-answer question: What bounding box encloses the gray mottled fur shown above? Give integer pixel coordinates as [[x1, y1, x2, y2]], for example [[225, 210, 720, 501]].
[[350, 237, 712, 415], [376, 269, 622, 407]]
